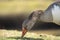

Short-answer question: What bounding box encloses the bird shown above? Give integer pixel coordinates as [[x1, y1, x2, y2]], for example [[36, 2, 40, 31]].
[[21, 1, 60, 38]]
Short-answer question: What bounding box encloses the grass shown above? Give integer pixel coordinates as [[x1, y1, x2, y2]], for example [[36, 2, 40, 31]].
[[0, 30, 60, 40], [1, 36, 60, 40], [1, 37, 44, 40]]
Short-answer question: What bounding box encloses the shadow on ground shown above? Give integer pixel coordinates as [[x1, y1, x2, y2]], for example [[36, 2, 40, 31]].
[[7, 37, 44, 40]]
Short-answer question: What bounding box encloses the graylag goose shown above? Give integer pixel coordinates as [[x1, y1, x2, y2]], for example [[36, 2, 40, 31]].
[[21, 1, 60, 38]]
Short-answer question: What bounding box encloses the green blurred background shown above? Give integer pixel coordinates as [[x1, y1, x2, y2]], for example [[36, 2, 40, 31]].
[[0, 0, 54, 16]]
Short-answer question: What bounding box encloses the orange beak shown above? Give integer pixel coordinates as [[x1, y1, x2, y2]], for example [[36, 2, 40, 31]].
[[21, 27, 27, 38]]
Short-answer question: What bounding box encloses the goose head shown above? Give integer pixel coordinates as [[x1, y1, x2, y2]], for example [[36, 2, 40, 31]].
[[21, 10, 43, 38]]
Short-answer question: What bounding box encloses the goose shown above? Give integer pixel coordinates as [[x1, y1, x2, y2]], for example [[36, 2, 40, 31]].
[[21, 1, 60, 37]]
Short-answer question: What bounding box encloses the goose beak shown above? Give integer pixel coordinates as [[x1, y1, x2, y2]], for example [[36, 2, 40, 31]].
[[21, 27, 27, 38]]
